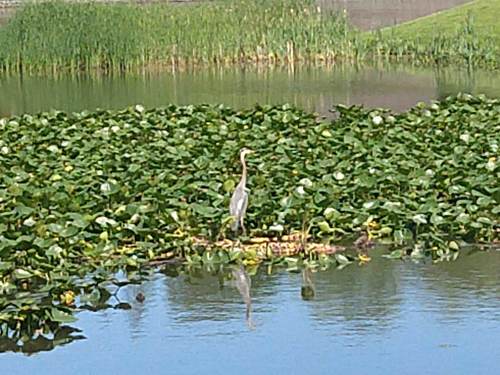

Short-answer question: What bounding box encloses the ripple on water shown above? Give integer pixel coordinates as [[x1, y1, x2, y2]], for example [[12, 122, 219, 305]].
[[2, 250, 500, 375]]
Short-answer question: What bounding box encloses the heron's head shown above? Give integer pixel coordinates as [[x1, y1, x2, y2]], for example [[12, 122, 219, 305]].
[[240, 148, 255, 158]]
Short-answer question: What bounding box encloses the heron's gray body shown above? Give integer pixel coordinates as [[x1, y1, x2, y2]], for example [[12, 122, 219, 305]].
[[230, 181, 248, 232], [229, 148, 252, 234]]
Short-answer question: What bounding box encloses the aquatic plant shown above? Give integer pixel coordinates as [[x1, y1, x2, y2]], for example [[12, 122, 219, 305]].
[[0, 94, 499, 337], [0, 0, 497, 73]]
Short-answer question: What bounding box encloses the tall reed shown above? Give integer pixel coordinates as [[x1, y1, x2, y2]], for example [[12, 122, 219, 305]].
[[0, 0, 496, 73]]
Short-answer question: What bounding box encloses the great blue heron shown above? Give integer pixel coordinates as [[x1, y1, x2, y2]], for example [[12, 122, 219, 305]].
[[230, 148, 254, 234]]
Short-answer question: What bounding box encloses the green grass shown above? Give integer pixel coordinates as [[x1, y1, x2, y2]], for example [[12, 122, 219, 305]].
[[381, 0, 500, 45], [364, 0, 500, 68], [0, 0, 498, 73]]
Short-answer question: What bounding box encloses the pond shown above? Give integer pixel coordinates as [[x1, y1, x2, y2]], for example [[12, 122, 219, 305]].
[[1, 65, 500, 117], [1, 64, 499, 373], [2, 248, 499, 374]]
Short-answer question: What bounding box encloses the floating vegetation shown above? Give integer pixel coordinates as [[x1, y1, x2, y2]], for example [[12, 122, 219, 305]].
[[191, 233, 345, 259], [0, 0, 497, 73], [0, 93, 499, 340]]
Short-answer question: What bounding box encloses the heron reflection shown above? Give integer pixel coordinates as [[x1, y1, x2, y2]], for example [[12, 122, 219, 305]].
[[231, 265, 255, 330]]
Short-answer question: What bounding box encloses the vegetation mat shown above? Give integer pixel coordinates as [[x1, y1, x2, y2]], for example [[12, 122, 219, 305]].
[[0, 94, 499, 340]]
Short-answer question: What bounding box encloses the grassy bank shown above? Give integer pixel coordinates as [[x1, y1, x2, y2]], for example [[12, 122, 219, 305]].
[[377, 0, 500, 66], [0, 0, 497, 73], [382, 0, 500, 45]]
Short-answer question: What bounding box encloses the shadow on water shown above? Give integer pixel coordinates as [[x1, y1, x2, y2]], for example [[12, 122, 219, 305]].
[[0, 326, 85, 355]]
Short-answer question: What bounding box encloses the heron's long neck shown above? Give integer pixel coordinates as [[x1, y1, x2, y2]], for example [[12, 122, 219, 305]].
[[240, 154, 247, 186]]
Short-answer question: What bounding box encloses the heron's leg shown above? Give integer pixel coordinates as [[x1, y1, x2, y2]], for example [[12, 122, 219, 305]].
[[240, 218, 246, 235]]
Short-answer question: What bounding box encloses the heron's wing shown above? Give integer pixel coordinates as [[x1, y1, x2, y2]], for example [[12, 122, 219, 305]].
[[240, 193, 248, 219], [230, 188, 248, 218], [230, 187, 248, 232]]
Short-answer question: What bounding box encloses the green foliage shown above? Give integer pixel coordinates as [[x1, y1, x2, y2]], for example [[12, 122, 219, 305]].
[[0, 94, 499, 340], [0, 0, 497, 73], [0, 94, 497, 255]]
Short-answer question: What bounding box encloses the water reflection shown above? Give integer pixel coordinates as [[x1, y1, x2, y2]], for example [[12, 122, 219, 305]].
[[301, 268, 315, 300], [161, 265, 279, 327], [419, 251, 500, 323], [231, 266, 255, 329], [1, 66, 499, 117], [0, 326, 85, 355], [306, 252, 403, 339], [153, 249, 500, 339], [1, 249, 499, 365], [434, 68, 487, 101], [120, 278, 153, 339]]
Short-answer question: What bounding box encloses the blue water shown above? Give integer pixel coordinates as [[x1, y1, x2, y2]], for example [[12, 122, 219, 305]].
[[3, 249, 499, 375]]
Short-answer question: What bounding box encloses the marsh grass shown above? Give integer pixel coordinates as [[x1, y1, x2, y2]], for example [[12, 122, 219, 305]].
[[0, 0, 497, 73]]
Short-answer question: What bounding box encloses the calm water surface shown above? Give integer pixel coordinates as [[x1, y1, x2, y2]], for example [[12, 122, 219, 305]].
[[2, 249, 499, 374], [1, 66, 499, 117]]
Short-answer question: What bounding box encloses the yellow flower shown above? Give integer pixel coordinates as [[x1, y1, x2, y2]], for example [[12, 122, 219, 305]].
[[60, 290, 75, 305], [358, 254, 371, 263]]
